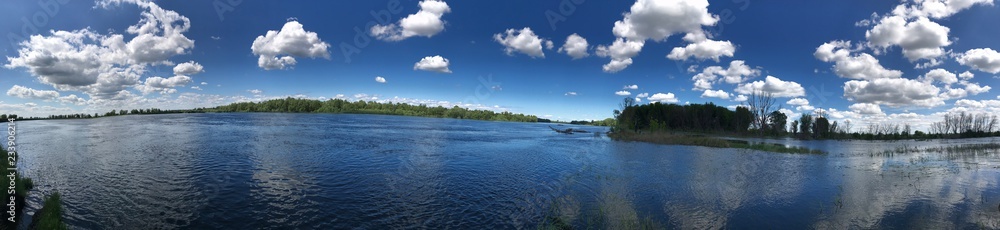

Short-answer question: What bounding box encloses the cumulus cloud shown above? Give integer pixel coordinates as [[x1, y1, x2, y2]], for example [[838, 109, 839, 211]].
[[636, 93, 649, 98], [600, 0, 719, 73], [615, 91, 632, 96], [624, 84, 639, 90], [733, 94, 748, 102], [734, 76, 806, 98], [251, 21, 330, 70], [559, 34, 590, 59], [956, 48, 1000, 74], [891, 0, 994, 19], [690, 60, 760, 91], [58, 94, 86, 105], [413, 55, 452, 73], [7, 85, 60, 100], [786, 98, 810, 106], [849, 103, 884, 115], [843, 78, 944, 107], [371, 0, 451, 41], [612, 0, 718, 41], [3, 0, 205, 102], [375, 76, 387, 83], [248, 89, 263, 95], [920, 68, 957, 84], [700, 89, 730, 99], [648, 93, 679, 103], [494, 27, 552, 58], [136, 75, 192, 95], [173, 61, 203, 75], [814, 41, 903, 80], [595, 38, 644, 73], [866, 16, 951, 62], [666, 33, 735, 62]]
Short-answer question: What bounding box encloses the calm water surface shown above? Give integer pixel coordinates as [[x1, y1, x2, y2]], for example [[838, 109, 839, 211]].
[[14, 113, 1000, 229]]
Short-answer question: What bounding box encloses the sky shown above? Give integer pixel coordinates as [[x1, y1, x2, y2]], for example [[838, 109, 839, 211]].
[[1, 0, 1000, 131]]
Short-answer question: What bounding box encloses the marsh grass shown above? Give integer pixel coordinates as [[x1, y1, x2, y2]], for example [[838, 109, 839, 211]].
[[31, 192, 68, 230], [609, 131, 824, 154], [872, 143, 1000, 157]]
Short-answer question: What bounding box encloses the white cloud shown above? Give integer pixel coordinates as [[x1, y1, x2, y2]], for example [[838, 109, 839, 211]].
[[201, 82, 208, 85], [734, 94, 748, 102], [624, 84, 639, 90], [248, 89, 263, 95], [866, 16, 951, 62], [565, 92, 577, 96], [814, 41, 903, 80], [251, 21, 331, 70], [666, 34, 735, 62], [375, 76, 387, 83], [6, 85, 60, 100], [494, 27, 551, 58], [956, 48, 1000, 74], [595, 38, 645, 73], [636, 92, 649, 98], [921, 68, 957, 84], [611, 0, 718, 41], [961, 81, 991, 95], [849, 103, 884, 115], [4, 0, 194, 100], [413, 55, 452, 73], [843, 78, 944, 107], [786, 98, 810, 106], [700, 89, 730, 99], [648, 93, 679, 103], [136, 75, 192, 95], [558, 33, 590, 59], [57, 94, 86, 105], [173, 61, 203, 75], [891, 0, 994, 19], [615, 91, 632, 96], [690, 60, 760, 91], [191, 86, 202, 90], [599, 0, 719, 73], [734, 76, 806, 98], [959, 71, 974, 80], [370, 0, 451, 41]]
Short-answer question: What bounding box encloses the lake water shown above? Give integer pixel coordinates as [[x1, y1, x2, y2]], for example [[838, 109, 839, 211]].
[[13, 113, 1000, 229]]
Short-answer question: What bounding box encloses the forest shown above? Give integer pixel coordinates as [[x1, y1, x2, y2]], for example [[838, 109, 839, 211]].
[[209, 97, 540, 122]]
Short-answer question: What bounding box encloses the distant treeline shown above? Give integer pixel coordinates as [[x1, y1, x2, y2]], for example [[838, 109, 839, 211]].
[[209, 97, 539, 122], [615, 99, 755, 134], [1, 108, 203, 121]]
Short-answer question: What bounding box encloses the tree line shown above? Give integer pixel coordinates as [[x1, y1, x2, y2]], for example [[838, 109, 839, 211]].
[[209, 97, 540, 122]]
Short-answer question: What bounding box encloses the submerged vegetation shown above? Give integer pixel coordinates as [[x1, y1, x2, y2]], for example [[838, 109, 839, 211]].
[[608, 131, 823, 154], [209, 97, 540, 122]]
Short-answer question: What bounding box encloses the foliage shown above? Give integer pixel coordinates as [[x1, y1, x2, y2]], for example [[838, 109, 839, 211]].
[[209, 97, 540, 122], [31, 192, 67, 230], [613, 99, 753, 134]]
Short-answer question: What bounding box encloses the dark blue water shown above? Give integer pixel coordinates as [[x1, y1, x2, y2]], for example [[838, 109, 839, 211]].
[[13, 113, 1000, 229]]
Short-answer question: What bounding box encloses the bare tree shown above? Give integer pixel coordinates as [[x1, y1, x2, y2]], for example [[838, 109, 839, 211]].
[[745, 90, 777, 137]]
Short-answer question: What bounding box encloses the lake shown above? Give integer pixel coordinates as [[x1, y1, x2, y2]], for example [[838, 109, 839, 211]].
[[14, 113, 1000, 229]]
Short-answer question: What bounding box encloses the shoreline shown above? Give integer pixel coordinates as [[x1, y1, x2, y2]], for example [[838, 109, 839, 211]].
[[607, 131, 825, 154]]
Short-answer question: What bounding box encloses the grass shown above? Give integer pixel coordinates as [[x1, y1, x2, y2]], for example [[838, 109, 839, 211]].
[[608, 131, 825, 154], [31, 192, 68, 230], [872, 143, 1000, 157]]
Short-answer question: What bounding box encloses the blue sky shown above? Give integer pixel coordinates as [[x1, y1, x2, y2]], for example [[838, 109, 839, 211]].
[[2, 0, 999, 130]]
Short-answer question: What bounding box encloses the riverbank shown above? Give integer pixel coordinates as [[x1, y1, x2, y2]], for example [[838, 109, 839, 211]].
[[608, 131, 824, 154], [0, 148, 66, 230]]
